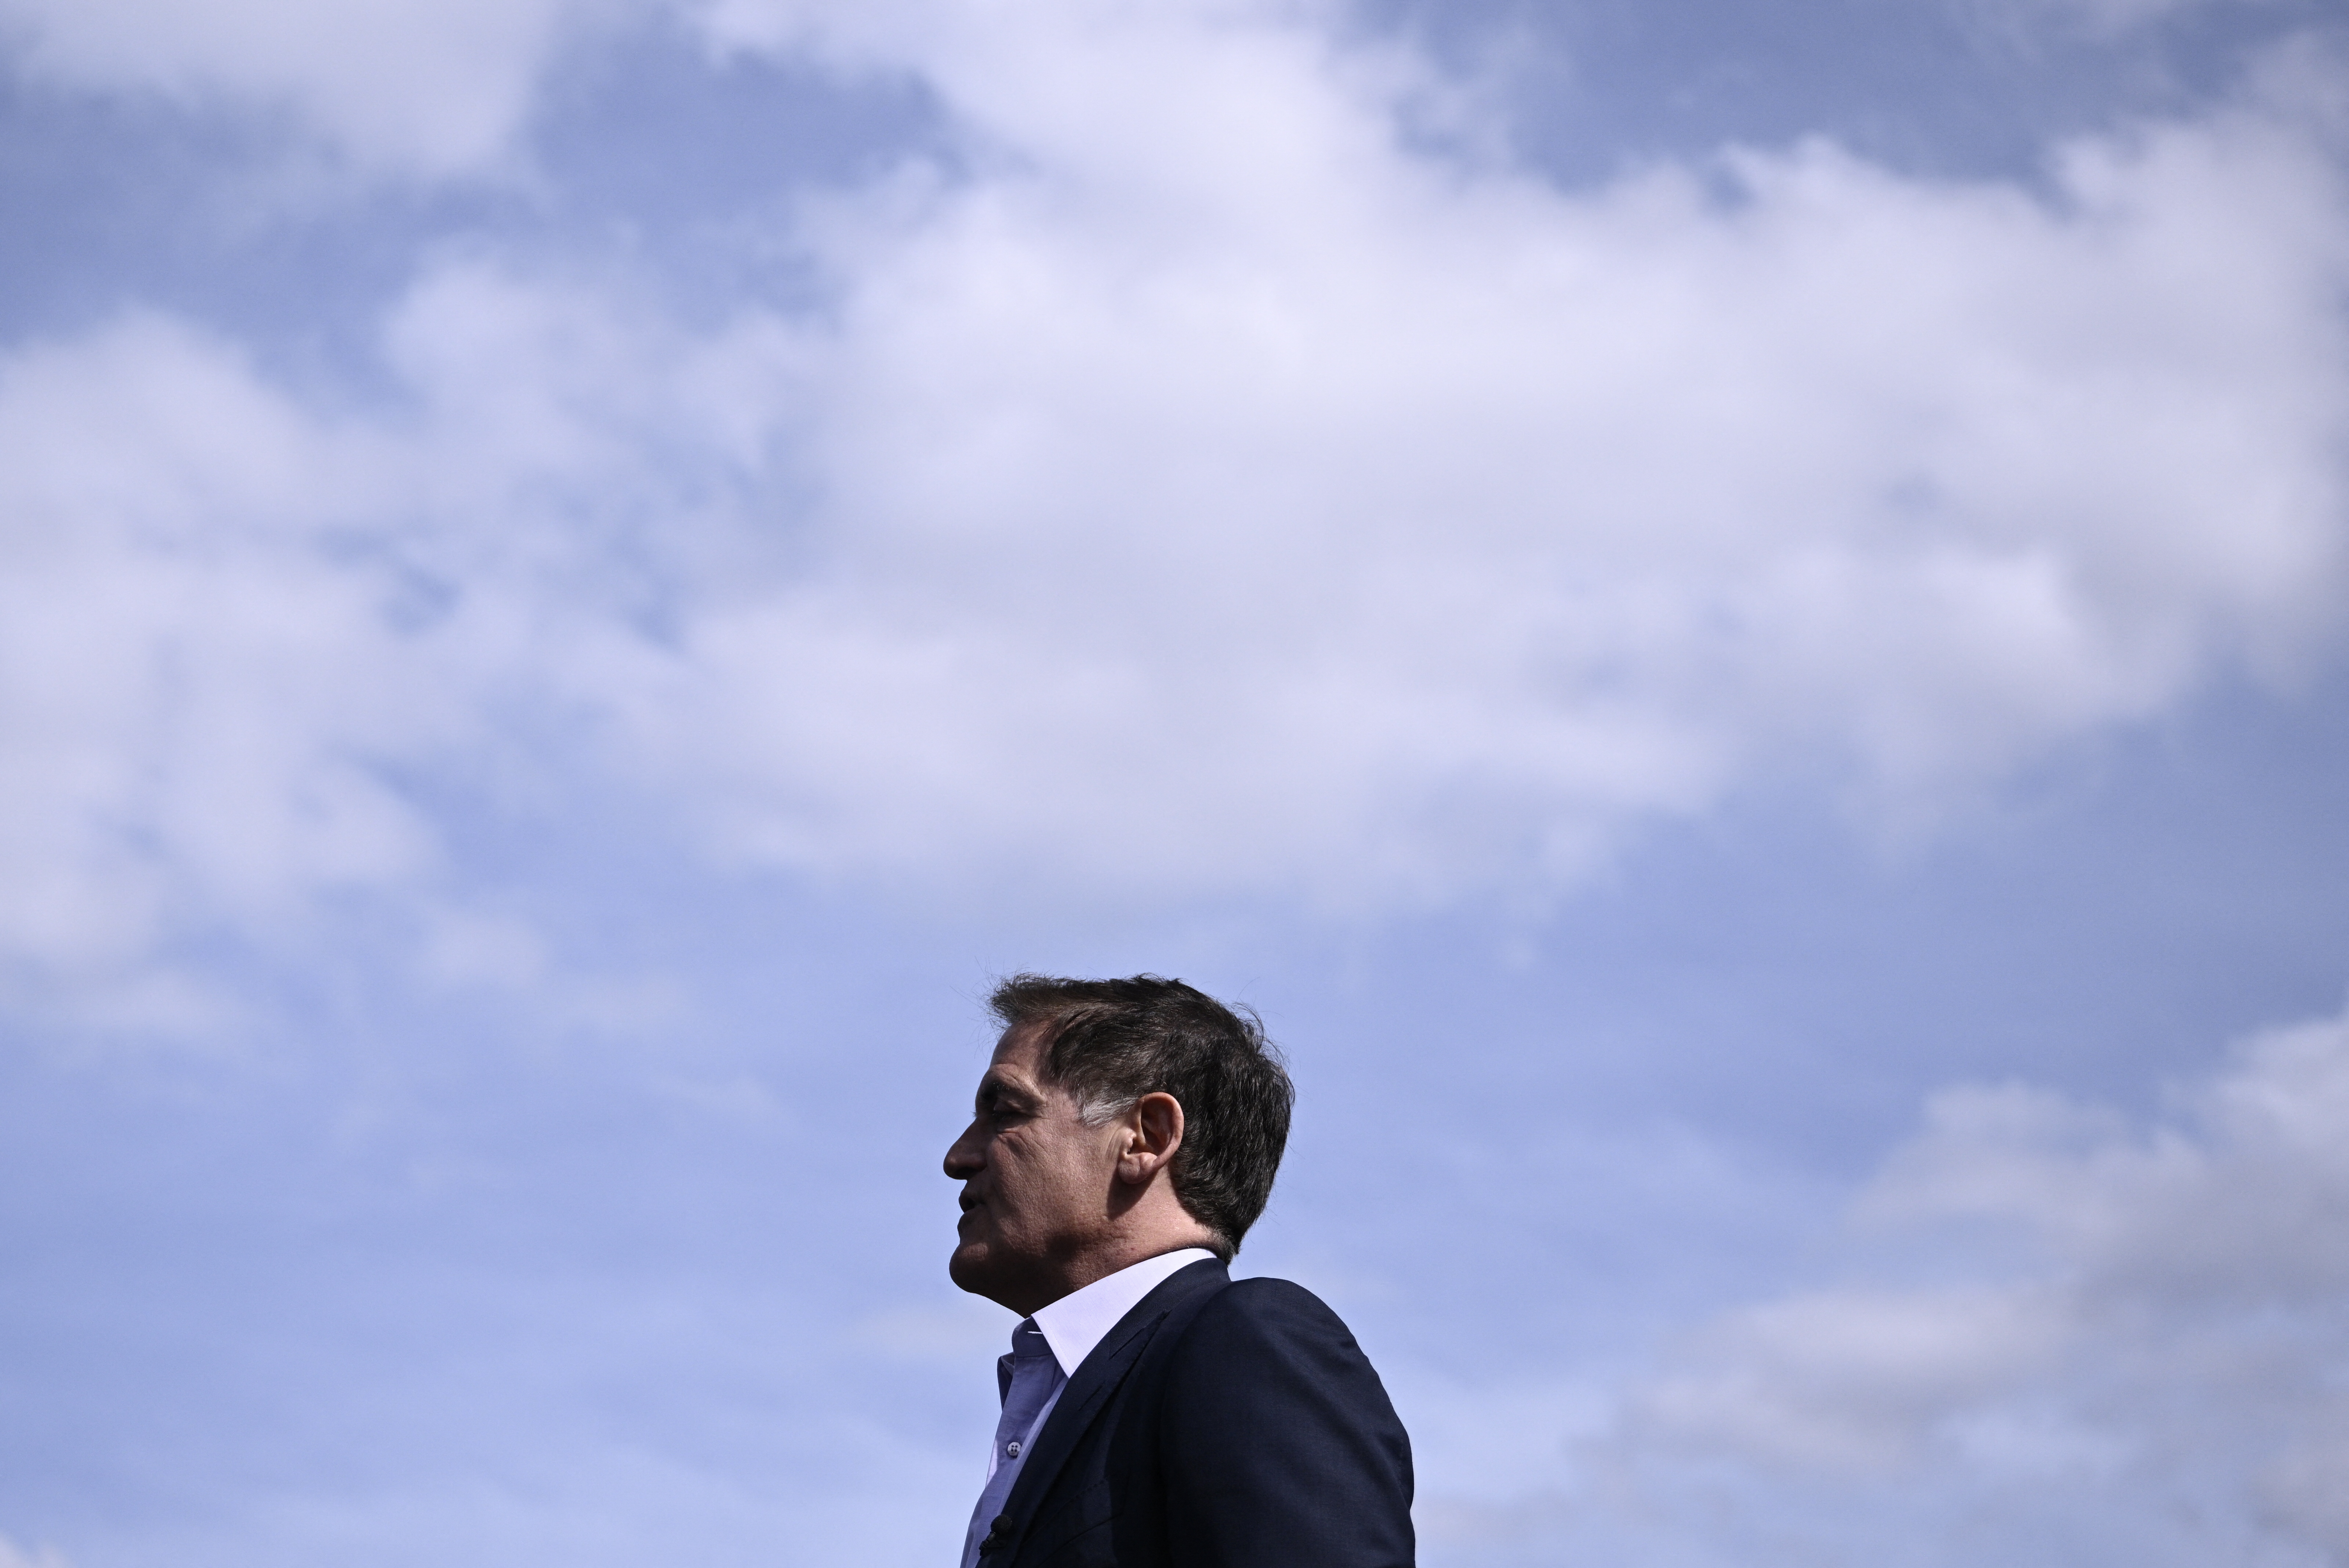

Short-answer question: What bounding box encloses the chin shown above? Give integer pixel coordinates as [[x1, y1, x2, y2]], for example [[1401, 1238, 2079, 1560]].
[[947, 1244, 991, 1296]]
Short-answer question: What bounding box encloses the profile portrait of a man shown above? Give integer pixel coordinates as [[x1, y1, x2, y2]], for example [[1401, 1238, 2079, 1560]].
[[943, 973, 1415, 1567]]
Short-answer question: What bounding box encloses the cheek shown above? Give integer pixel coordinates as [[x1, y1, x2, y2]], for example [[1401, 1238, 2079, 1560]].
[[1042, 1135, 1112, 1206], [999, 1142, 1088, 1223]]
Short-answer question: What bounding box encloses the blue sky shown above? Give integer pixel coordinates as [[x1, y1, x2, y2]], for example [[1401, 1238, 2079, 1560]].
[[4, 0, 2349, 1563]]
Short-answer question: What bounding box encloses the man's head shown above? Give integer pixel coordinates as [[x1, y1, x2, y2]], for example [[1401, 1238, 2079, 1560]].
[[943, 974, 1294, 1314]]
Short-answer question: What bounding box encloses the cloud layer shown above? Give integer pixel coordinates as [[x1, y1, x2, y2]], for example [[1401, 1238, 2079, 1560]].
[[3, 0, 2346, 1003], [1495, 1001, 2349, 1565], [0, 0, 598, 174]]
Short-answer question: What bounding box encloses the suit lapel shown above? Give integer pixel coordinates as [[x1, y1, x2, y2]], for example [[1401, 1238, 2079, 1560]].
[[998, 1259, 1228, 1528]]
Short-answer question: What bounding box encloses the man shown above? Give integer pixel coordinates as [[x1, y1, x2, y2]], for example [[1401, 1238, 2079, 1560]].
[[944, 974, 1414, 1568]]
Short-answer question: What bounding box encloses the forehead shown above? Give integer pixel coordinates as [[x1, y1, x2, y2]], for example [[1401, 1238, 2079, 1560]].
[[991, 1017, 1054, 1064], [979, 1021, 1053, 1092]]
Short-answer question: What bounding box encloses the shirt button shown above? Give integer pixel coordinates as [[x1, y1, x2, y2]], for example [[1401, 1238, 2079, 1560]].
[[1006, 1441, 1023, 1458]]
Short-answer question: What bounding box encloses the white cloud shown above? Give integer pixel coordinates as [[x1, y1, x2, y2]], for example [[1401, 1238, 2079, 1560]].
[[0, 1536, 71, 1568], [1518, 1003, 2349, 1565], [0, 0, 603, 175], [3, 3, 2348, 996], [0, 273, 793, 1017], [0, 314, 442, 1001], [636, 7, 2349, 905]]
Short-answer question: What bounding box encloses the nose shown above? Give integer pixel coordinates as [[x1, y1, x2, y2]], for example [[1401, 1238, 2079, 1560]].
[[944, 1119, 983, 1180]]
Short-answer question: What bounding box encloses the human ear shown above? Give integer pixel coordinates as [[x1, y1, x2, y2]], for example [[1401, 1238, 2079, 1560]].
[[1115, 1092, 1185, 1184]]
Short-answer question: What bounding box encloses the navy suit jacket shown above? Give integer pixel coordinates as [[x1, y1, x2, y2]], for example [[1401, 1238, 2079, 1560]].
[[974, 1258, 1414, 1568]]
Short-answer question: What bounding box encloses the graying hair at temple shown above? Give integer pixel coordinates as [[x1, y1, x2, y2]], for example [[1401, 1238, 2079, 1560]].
[[988, 973, 1295, 1261]]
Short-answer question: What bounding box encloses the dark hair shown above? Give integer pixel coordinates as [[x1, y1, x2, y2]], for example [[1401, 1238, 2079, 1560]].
[[989, 973, 1294, 1260]]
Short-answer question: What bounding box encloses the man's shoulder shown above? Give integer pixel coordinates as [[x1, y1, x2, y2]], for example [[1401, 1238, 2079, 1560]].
[[1146, 1271, 1416, 1560], [1163, 1273, 1376, 1376], [1195, 1274, 1346, 1325]]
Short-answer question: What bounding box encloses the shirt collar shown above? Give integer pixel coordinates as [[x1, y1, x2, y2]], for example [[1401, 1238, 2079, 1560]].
[[1029, 1248, 1217, 1378]]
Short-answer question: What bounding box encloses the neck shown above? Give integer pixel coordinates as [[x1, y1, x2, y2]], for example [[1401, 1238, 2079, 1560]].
[[1012, 1223, 1220, 1315]]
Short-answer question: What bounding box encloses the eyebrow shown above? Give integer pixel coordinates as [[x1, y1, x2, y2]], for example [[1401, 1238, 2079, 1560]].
[[976, 1075, 1043, 1114]]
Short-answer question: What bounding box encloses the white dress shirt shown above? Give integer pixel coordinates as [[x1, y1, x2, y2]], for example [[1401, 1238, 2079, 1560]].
[[979, 1247, 1218, 1486]]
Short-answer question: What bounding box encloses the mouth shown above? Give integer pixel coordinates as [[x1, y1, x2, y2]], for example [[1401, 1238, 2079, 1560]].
[[958, 1189, 982, 1215]]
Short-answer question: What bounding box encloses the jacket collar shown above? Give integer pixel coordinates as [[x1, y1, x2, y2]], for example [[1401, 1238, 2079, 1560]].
[[1031, 1248, 1219, 1379], [987, 1257, 1228, 1551]]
